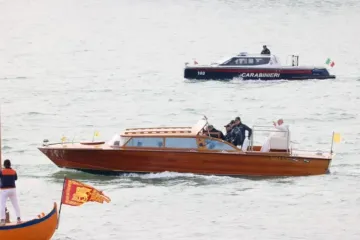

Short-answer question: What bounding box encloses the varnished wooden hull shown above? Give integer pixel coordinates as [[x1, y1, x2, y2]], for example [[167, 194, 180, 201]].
[[0, 203, 58, 240], [38, 147, 331, 177]]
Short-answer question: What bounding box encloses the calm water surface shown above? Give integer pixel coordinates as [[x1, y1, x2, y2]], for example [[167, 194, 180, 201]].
[[1, 0, 360, 239]]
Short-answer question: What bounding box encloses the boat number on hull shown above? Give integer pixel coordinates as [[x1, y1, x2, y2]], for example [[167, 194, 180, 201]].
[[271, 156, 287, 161], [197, 71, 205, 75], [240, 73, 280, 78], [271, 156, 309, 163]]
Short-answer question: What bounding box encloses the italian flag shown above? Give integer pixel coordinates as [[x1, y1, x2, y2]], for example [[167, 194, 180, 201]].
[[325, 58, 335, 67]]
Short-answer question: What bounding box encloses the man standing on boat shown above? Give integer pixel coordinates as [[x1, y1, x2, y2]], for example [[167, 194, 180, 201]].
[[225, 117, 252, 147], [261, 45, 271, 55], [224, 120, 235, 143], [233, 117, 252, 146], [0, 159, 21, 225]]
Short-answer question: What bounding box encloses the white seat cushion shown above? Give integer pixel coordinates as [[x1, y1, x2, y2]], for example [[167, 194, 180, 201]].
[[269, 136, 289, 150]]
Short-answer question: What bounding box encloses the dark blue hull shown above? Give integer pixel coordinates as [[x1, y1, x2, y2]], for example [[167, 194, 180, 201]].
[[184, 67, 336, 81]]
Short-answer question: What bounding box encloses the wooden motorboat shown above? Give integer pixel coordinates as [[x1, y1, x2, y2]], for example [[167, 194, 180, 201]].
[[0, 202, 58, 240], [38, 117, 337, 177]]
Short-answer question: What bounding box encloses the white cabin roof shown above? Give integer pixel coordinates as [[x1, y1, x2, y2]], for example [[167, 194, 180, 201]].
[[186, 51, 329, 69], [215, 52, 281, 66], [119, 117, 208, 137]]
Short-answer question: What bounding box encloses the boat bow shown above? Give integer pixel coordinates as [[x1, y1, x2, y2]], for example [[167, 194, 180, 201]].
[[0, 202, 58, 240]]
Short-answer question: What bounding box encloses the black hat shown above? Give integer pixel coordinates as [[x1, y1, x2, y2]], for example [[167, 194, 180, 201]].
[[235, 117, 241, 121], [224, 120, 235, 127]]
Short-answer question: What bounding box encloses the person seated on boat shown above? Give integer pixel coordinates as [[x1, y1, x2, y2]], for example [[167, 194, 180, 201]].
[[0, 159, 21, 225], [205, 125, 225, 140], [272, 119, 289, 137], [260, 119, 290, 152], [261, 45, 271, 55], [225, 120, 235, 133], [224, 120, 235, 143]]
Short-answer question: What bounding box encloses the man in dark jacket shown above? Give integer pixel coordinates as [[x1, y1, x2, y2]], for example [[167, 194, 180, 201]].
[[232, 117, 253, 146], [224, 120, 235, 143], [261, 45, 271, 55], [206, 125, 225, 140]]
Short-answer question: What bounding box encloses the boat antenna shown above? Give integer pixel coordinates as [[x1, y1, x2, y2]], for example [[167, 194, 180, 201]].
[[70, 132, 77, 144], [330, 131, 334, 154]]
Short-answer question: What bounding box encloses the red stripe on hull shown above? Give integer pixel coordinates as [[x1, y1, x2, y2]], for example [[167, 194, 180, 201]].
[[190, 68, 313, 74]]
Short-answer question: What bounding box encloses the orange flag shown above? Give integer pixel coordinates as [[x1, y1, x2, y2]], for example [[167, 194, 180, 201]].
[[60, 178, 111, 206]]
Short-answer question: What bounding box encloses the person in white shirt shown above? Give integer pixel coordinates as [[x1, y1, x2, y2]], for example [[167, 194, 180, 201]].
[[260, 119, 290, 152], [272, 119, 289, 137]]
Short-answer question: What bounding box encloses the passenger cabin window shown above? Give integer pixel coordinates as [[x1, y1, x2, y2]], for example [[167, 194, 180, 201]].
[[254, 57, 270, 65], [221, 58, 237, 65], [107, 135, 129, 147], [165, 137, 198, 149], [222, 57, 271, 66], [126, 137, 164, 147], [205, 139, 236, 151]]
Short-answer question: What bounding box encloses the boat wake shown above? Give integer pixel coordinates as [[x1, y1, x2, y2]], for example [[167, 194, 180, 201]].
[[44, 168, 251, 186], [50, 169, 297, 187]]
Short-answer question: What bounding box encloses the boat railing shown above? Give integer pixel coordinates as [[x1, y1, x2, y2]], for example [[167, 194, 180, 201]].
[[250, 126, 333, 156], [249, 125, 291, 153], [284, 141, 333, 156], [286, 55, 299, 66]]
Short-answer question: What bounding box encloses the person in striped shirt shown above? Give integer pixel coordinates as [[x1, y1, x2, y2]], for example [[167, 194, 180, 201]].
[[0, 159, 21, 225]]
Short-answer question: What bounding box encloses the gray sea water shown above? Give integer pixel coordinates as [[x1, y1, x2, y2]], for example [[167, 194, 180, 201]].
[[1, 0, 360, 239]]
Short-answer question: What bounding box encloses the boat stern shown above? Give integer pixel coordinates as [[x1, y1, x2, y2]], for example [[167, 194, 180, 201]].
[[311, 68, 336, 79], [290, 150, 333, 174]]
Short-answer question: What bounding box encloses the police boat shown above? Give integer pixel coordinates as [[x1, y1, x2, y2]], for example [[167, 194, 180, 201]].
[[183, 52, 336, 81]]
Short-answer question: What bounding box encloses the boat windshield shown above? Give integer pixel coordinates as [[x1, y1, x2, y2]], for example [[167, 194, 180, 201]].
[[204, 138, 237, 151], [191, 117, 208, 134], [221, 57, 271, 66], [107, 134, 129, 147], [216, 56, 233, 65]]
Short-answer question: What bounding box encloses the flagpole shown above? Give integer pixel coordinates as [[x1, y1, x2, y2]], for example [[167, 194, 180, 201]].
[[330, 131, 334, 154], [56, 176, 67, 229]]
